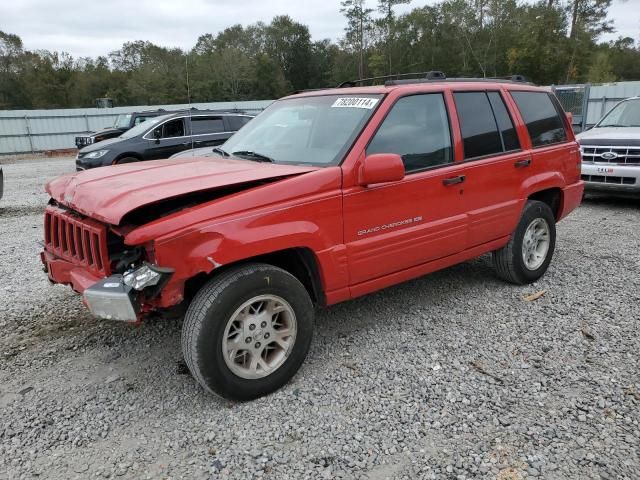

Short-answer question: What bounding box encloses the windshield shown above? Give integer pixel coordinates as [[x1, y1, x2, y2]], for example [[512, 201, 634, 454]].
[[597, 98, 640, 127], [113, 114, 132, 129], [221, 94, 383, 166], [119, 115, 169, 139]]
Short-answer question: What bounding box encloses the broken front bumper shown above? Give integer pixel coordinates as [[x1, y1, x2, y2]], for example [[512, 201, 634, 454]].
[[83, 276, 139, 322]]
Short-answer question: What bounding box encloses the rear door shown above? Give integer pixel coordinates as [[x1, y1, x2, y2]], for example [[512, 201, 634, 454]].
[[343, 92, 469, 285], [188, 115, 229, 149], [450, 89, 532, 247], [509, 90, 575, 186]]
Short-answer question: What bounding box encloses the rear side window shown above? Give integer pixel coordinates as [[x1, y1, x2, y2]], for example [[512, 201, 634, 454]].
[[228, 116, 252, 131], [191, 116, 224, 134], [511, 91, 567, 147], [454, 91, 520, 159], [487, 92, 520, 151], [367, 93, 452, 173]]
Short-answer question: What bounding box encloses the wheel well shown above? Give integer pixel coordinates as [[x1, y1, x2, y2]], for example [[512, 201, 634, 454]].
[[528, 188, 561, 219], [114, 153, 142, 163], [184, 248, 326, 307]]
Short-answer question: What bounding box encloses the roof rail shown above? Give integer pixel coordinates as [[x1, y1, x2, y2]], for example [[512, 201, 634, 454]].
[[385, 73, 531, 86], [338, 71, 446, 88]]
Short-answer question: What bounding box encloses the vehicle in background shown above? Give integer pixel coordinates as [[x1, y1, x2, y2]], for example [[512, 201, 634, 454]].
[[75, 111, 254, 170], [43, 73, 583, 400], [75, 109, 169, 149], [170, 116, 253, 159], [577, 96, 640, 195]]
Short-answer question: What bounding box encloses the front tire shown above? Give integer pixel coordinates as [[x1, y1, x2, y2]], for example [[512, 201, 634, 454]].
[[493, 200, 556, 285], [182, 263, 314, 400]]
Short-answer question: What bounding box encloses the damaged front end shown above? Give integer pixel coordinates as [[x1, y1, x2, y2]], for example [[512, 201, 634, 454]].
[[84, 263, 173, 321], [41, 204, 173, 322]]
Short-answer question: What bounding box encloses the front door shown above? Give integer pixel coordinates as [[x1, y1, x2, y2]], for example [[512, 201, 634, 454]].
[[145, 117, 188, 159], [343, 93, 469, 286]]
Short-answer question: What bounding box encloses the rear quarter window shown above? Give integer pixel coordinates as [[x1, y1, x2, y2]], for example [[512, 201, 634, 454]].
[[511, 91, 567, 147]]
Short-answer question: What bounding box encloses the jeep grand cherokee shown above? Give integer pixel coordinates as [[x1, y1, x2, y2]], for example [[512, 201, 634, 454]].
[[41, 74, 583, 400]]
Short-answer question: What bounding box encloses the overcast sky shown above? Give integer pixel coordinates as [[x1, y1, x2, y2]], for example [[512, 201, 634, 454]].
[[1, 0, 638, 58]]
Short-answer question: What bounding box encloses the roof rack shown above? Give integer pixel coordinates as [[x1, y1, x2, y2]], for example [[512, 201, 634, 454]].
[[337, 71, 530, 88], [338, 71, 446, 88]]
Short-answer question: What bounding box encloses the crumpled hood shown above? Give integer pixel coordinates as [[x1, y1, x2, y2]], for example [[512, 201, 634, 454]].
[[46, 157, 318, 225], [577, 126, 640, 145]]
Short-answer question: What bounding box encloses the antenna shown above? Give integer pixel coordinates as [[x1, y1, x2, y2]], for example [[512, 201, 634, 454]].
[[185, 54, 195, 156]]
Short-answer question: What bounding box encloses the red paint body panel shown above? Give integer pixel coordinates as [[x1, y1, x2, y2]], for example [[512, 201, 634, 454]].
[[45, 157, 318, 225], [41, 81, 584, 317]]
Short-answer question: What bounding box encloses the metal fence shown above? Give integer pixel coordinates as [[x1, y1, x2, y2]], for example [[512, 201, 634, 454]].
[[0, 100, 273, 155], [552, 81, 640, 132]]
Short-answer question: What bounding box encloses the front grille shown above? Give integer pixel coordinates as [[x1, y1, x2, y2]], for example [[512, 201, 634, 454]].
[[581, 174, 636, 185], [44, 206, 110, 276], [75, 136, 93, 147], [581, 145, 640, 165]]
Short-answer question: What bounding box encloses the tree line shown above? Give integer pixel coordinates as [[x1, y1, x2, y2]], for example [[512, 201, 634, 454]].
[[0, 0, 638, 110]]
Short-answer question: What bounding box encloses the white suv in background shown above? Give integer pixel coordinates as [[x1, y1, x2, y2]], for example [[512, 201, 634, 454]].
[[577, 96, 640, 195]]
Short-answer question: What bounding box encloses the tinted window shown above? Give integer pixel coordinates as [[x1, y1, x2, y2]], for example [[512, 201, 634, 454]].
[[191, 116, 224, 135], [367, 94, 452, 172], [454, 92, 503, 159], [487, 92, 520, 151], [156, 119, 184, 138], [134, 116, 154, 126], [512, 91, 567, 147], [228, 115, 252, 131]]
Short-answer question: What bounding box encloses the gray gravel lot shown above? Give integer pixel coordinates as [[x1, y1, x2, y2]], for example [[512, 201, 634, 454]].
[[0, 157, 639, 480]]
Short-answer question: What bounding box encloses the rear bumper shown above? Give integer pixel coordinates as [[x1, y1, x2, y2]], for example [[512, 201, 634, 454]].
[[581, 163, 640, 193], [558, 180, 584, 221]]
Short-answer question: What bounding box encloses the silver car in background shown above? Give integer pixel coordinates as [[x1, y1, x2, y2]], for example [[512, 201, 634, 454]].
[[577, 96, 640, 195]]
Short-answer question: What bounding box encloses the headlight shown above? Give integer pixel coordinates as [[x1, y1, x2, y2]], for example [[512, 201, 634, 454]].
[[123, 263, 173, 291], [84, 149, 109, 159]]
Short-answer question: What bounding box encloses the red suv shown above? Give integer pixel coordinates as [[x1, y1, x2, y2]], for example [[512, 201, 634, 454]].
[[41, 75, 584, 400]]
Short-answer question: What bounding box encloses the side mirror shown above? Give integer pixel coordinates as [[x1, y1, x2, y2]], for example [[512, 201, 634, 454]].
[[152, 128, 162, 143], [358, 153, 405, 187]]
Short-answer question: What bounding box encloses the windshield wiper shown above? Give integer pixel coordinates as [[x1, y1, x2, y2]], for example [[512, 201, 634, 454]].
[[232, 150, 275, 163], [212, 147, 230, 157]]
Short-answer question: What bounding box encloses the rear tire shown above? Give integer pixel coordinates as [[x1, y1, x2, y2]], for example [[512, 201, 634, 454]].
[[493, 200, 556, 285], [182, 263, 314, 400]]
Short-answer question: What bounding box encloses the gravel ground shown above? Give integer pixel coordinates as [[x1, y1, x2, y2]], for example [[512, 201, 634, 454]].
[[0, 157, 639, 480]]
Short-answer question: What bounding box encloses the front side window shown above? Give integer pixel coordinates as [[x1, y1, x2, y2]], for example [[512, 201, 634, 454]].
[[191, 116, 224, 135], [222, 95, 382, 166], [511, 91, 567, 147], [367, 93, 452, 173], [155, 118, 185, 139], [597, 98, 640, 128]]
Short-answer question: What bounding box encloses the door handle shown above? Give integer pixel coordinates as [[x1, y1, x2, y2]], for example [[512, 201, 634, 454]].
[[443, 175, 465, 186], [514, 158, 532, 168]]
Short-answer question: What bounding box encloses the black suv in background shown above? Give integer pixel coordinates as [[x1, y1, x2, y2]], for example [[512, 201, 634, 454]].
[[76, 111, 254, 170], [74, 109, 168, 148]]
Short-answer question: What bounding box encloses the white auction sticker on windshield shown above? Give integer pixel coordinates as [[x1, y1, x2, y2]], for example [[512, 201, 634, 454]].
[[331, 97, 379, 109]]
